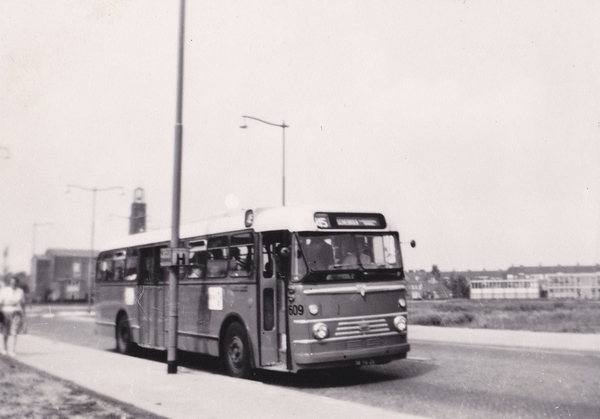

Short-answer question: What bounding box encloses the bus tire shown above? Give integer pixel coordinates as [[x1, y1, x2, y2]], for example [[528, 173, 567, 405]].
[[222, 322, 252, 378], [116, 313, 135, 355]]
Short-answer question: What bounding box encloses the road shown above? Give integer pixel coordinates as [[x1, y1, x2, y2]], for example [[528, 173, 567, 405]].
[[25, 305, 600, 419]]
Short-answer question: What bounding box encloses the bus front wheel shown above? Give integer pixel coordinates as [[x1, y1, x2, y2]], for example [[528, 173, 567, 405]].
[[116, 314, 135, 355], [223, 322, 251, 378]]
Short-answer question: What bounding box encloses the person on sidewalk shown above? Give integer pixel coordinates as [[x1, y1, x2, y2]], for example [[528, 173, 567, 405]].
[[0, 277, 25, 356]]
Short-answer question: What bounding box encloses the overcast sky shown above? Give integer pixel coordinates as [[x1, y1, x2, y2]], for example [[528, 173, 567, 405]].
[[1, 0, 599, 274]]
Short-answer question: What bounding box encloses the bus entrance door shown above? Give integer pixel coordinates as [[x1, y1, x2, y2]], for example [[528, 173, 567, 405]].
[[259, 233, 285, 367], [138, 247, 167, 348]]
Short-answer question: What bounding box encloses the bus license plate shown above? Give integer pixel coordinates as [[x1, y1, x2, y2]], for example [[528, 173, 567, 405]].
[[355, 359, 375, 366]]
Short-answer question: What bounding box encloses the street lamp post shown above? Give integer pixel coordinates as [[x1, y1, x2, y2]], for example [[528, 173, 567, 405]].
[[167, 0, 187, 375], [67, 185, 124, 312], [240, 116, 289, 206]]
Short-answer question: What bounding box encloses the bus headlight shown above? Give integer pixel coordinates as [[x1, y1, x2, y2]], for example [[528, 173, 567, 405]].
[[398, 298, 406, 308], [312, 322, 329, 340], [308, 304, 319, 315], [393, 316, 407, 332]]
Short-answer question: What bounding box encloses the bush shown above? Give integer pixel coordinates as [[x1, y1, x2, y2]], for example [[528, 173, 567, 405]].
[[410, 312, 474, 326], [444, 312, 475, 325], [410, 313, 443, 326]]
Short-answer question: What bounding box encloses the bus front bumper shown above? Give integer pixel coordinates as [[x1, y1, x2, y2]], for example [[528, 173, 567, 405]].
[[293, 340, 410, 369]]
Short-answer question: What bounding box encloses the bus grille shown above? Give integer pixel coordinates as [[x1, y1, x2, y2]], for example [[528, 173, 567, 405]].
[[335, 318, 390, 337], [347, 338, 387, 350]]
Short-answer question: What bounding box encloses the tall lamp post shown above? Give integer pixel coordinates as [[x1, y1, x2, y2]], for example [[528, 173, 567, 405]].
[[66, 185, 124, 312], [167, 0, 187, 375], [240, 116, 289, 206]]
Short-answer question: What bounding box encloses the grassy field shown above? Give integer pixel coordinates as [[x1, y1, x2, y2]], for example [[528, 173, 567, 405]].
[[408, 299, 600, 334]]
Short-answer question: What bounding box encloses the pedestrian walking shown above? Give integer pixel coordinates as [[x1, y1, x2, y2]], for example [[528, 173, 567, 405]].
[[0, 276, 26, 356]]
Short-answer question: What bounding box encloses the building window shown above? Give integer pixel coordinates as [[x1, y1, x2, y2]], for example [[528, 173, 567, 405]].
[[73, 262, 81, 278]]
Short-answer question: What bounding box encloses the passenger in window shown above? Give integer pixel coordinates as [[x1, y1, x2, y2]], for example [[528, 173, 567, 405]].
[[188, 251, 207, 279], [342, 239, 373, 267], [207, 249, 227, 278], [230, 247, 251, 276], [230, 247, 242, 271], [308, 237, 334, 270]]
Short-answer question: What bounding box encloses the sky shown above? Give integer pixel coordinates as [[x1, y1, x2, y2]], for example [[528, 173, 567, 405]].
[[1, 0, 599, 274]]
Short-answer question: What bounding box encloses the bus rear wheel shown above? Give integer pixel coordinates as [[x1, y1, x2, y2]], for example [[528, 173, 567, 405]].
[[222, 322, 251, 378], [116, 314, 135, 355]]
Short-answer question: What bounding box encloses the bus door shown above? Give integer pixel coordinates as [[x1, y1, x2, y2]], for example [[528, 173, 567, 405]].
[[138, 246, 167, 348], [259, 232, 288, 367]]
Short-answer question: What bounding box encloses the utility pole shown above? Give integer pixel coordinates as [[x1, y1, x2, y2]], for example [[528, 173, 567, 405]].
[[167, 0, 186, 374], [67, 185, 124, 312]]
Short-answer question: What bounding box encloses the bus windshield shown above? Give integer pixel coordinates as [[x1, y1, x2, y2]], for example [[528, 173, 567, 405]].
[[293, 232, 402, 281]]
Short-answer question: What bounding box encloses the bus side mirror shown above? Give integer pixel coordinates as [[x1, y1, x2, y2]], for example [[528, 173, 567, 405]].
[[410, 240, 416, 248]]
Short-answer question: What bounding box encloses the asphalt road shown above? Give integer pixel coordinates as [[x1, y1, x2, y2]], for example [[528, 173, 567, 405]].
[[24, 305, 600, 419]]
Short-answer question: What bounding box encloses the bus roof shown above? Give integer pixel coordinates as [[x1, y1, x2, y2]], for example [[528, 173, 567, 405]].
[[99, 204, 398, 252]]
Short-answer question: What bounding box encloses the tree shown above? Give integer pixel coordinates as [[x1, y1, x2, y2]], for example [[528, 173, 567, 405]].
[[431, 265, 441, 282], [446, 273, 470, 299]]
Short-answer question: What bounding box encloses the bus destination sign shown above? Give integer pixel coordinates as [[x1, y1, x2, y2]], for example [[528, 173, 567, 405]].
[[314, 212, 386, 229]]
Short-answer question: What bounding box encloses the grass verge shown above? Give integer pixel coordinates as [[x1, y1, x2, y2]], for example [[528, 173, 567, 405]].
[[0, 356, 165, 419], [408, 299, 600, 333]]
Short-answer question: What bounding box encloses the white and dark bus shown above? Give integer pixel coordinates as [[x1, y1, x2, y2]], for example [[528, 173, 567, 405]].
[[95, 205, 410, 377]]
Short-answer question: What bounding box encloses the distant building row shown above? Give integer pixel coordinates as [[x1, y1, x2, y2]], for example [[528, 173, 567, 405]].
[[406, 264, 600, 300], [30, 249, 98, 302], [28, 188, 147, 302]]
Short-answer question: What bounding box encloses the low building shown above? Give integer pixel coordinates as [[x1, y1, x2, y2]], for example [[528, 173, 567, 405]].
[[470, 279, 540, 300], [546, 272, 600, 300], [30, 249, 98, 302], [408, 265, 600, 300], [405, 270, 452, 300]]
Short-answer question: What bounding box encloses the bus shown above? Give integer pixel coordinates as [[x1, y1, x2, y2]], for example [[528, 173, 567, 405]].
[[95, 205, 411, 377]]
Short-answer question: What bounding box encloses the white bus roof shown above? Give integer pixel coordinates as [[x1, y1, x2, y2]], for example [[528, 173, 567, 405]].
[[99, 204, 398, 252]]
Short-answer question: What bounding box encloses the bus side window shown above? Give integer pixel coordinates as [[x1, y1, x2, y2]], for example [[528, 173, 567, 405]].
[[114, 260, 124, 281], [262, 231, 290, 280], [262, 244, 273, 278], [96, 252, 110, 282], [138, 248, 152, 284], [230, 233, 254, 278], [113, 250, 125, 282], [207, 236, 229, 279], [187, 240, 208, 280], [125, 249, 139, 281], [157, 247, 168, 283], [103, 253, 115, 282], [138, 246, 166, 285]]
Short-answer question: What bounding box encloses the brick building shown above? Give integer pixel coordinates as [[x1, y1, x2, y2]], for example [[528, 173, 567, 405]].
[[30, 249, 98, 302]]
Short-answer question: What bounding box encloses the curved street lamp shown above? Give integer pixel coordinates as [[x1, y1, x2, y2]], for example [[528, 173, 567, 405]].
[[240, 115, 289, 206], [66, 185, 125, 311]]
